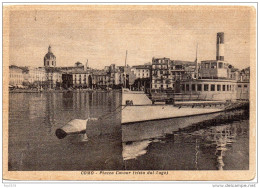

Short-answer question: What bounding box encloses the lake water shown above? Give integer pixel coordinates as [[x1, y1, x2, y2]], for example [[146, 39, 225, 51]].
[[8, 91, 249, 171]]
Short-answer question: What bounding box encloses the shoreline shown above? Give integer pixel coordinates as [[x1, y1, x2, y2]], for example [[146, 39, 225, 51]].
[[9, 89, 122, 93]]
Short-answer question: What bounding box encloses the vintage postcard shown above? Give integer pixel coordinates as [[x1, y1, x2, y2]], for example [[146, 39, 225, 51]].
[[3, 4, 256, 181]]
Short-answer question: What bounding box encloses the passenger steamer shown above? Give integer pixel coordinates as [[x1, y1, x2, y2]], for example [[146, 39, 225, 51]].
[[121, 85, 248, 125], [121, 32, 249, 124]]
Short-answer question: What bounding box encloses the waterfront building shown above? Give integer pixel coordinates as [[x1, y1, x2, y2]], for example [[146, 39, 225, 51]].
[[45, 67, 62, 89], [151, 57, 171, 90], [62, 69, 93, 89], [104, 64, 126, 88], [240, 67, 250, 82], [168, 60, 196, 92], [131, 65, 151, 79], [92, 70, 110, 89], [9, 65, 24, 87], [131, 64, 151, 91], [27, 67, 46, 85], [72, 70, 92, 88], [62, 73, 73, 89], [151, 58, 196, 92]]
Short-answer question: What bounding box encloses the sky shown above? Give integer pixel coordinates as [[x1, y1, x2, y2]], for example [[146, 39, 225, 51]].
[[8, 6, 252, 70]]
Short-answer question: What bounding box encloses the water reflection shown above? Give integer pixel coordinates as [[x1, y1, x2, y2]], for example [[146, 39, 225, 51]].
[[9, 91, 122, 171], [122, 110, 249, 170]]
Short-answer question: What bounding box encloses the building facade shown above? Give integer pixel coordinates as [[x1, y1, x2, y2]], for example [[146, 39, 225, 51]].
[[131, 65, 151, 79], [151, 57, 171, 90], [9, 65, 24, 86], [92, 71, 110, 89], [27, 67, 46, 84], [240, 67, 250, 82], [72, 70, 92, 88], [45, 68, 62, 89]]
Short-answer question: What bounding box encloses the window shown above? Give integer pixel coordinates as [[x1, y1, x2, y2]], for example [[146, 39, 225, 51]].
[[155, 85, 157, 88], [223, 85, 226, 91], [205, 63, 210, 69], [244, 85, 248, 88], [217, 85, 221, 91], [238, 85, 242, 88], [211, 84, 215, 91], [204, 84, 209, 91], [186, 84, 190, 91], [181, 84, 185, 91], [211, 62, 217, 69], [192, 84, 196, 91], [218, 62, 223, 69]]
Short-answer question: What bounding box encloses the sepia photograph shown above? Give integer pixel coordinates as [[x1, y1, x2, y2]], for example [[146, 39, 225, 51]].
[[3, 4, 256, 181]]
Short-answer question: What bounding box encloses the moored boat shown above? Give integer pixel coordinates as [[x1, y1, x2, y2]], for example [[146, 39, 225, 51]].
[[121, 88, 248, 125]]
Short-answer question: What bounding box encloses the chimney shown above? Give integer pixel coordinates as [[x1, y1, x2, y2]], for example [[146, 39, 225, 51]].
[[85, 59, 88, 71], [216, 32, 224, 61]]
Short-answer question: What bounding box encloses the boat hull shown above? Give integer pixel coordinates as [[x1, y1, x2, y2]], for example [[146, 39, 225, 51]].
[[121, 88, 248, 124], [121, 104, 223, 124]]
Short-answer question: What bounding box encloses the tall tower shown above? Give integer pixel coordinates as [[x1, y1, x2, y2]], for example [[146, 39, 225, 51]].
[[44, 45, 56, 67], [216, 32, 224, 61]]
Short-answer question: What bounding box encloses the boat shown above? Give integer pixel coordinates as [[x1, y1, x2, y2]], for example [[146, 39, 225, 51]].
[[121, 88, 248, 125], [121, 32, 249, 124]]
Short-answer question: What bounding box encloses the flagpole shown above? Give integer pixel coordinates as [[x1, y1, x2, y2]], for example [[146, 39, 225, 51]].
[[195, 43, 199, 79], [124, 50, 127, 88]]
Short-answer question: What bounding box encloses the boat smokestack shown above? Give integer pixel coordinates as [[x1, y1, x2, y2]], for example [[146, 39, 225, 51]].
[[216, 32, 224, 61]]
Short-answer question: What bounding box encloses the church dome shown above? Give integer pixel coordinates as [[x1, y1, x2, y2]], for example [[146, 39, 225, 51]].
[[44, 52, 56, 60], [44, 45, 56, 59], [44, 45, 56, 67]]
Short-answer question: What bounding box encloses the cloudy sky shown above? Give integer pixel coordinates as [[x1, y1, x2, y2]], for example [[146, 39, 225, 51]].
[[9, 6, 252, 69]]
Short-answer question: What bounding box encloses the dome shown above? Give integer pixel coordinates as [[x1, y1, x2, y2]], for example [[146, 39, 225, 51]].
[[44, 46, 56, 67], [44, 52, 56, 60]]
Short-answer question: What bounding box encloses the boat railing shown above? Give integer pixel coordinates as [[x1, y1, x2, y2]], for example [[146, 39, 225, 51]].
[[151, 92, 203, 102]]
